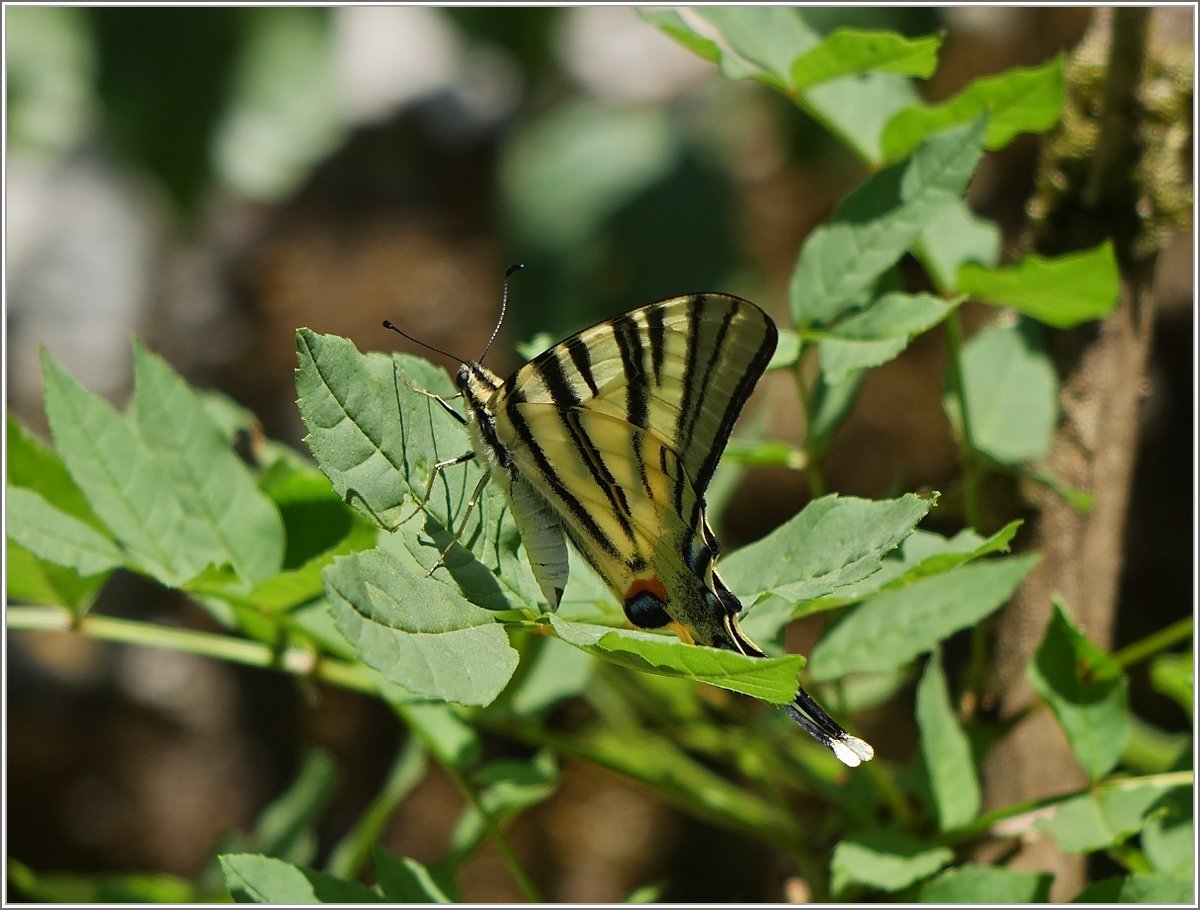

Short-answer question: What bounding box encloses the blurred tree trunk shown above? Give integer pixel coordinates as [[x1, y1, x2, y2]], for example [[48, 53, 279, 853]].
[[977, 7, 1192, 900]]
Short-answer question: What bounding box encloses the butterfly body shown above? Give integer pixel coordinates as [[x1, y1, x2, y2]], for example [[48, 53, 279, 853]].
[[413, 292, 873, 767]]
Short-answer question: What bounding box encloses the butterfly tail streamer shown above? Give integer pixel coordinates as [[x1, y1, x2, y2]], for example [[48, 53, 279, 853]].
[[721, 609, 874, 767], [785, 689, 875, 768]]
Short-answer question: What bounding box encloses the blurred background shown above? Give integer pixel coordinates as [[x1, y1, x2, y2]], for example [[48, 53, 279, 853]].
[[5, 6, 1192, 902]]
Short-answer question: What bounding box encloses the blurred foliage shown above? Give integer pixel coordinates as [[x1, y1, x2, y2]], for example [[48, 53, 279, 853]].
[[6, 6, 1193, 905]]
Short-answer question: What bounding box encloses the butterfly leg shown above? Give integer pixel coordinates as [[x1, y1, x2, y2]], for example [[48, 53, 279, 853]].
[[394, 451, 477, 529], [407, 384, 468, 425], [426, 468, 492, 577]]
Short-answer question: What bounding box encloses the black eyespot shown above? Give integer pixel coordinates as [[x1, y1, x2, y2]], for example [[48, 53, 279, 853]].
[[624, 590, 670, 629]]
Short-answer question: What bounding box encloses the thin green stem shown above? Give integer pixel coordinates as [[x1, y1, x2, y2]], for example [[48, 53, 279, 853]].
[[940, 770, 1194, 845], [942, 311, 981, 530], [391, 703, 542, 903], [7, 606, 378, 693], [1111, 616, 1193, 669], [326, 735, 429, 880], [793, 343, 826, 498]]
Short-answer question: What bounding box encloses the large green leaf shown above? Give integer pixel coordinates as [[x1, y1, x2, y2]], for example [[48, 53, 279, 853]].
[[295, 330, 539, 611], [220, 854, 382, 903], [1038, 777, 1191, 854], [831, 830, 953, 894], [6, 487, 125, 577], [915, 198, 1001, 290], [132, 342, 284, 586], [916, 653, 980, 831], [7, 414, 103, 530], [790, 118, 985, 326], [373, 849, 452, 904], [642, 7, 920, 164], [41, 349, 212, 585], [818, 291, 957, 382], [324, 547, 519, 707], [789, 28, 941, 91], [1028, 601, 1129, 781], [809, 554, 1039, 681], [880, 54, 1064, 162], [4, 540, 109, 612], [1071, 874, 1194, 904], [918, 865, 1051, 903], [548, 615, 804, 705], [957, 241, 1120, 328], [947, 319, 1058, 465], [719, 493, 935, 605]]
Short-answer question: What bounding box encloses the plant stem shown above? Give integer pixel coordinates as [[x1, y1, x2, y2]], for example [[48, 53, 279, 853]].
[[793, 344, 826, 498], [942, 311, 981, 530], [941, 770, 1194, 844], [391, 702, 543, 903], [1111, 616, 1194, 669], [6, 606, 378, 693], [326, 735, 429, 880]]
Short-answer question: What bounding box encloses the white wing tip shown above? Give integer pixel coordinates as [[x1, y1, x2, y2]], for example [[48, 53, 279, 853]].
[[831, 735, 875, 768]]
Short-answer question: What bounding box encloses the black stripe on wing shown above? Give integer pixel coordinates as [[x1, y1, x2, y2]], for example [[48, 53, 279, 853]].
[[536, 350, 637, 542], [503, 388, 622, 562]]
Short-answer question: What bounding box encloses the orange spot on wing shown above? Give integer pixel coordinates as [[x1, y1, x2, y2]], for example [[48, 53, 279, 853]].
[[624, 576, 668, 603]]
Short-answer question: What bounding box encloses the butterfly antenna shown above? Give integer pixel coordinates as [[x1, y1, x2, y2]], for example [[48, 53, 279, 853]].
[[381, 320, 467, 365], [479, 262, 524, 366]]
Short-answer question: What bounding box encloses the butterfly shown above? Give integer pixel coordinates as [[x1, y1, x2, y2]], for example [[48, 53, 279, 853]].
[[385, 270, 874, 767]]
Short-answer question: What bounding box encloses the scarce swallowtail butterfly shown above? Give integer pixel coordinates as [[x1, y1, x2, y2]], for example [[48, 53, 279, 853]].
[[385, 269, 874, 768]]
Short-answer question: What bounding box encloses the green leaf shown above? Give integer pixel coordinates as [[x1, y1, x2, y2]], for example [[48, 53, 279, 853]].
[[809, 554, 1039, 681], [818, 291, 957, 382], [437, 753, 560, 875], [644, 7, 920, 164], [4, 540, 109, 612], [248, 748, 338, 864], [7, 414, 103, 530], [501, 103, 677, 252], [918, 865, 1052, 903], [916, 652, 980, 831], [1072, 874, 1194, 904], [295, 330, 438, 529], [373, 848, 453, 903], [7, 859, 195, 904], [41, 348, 211, 585], [568, 724, 798, 842], [880, 54, 1064, 162], [789, 28, 942, 92], [831, 829, 953, 894], [1037, 777, 1187, 854], [1141, 786, 1193, 881], [807, 369, 865, 454], [548, 615, 804, 705], [220, 854, 382, 903], [791, 118, 986, 326], [1149, 651, 1193, 719], [958, 242, 1120, 328], [398, 701, 482, 771], [1028, 601, 1129, 781], [295, 330, 535, 610], [324, 547, 519, 707], [915, 198, 1001, 290], [800, 521, 1022, 615], [947, 319, 1058, 465], [6, 486, 126, 576], [131, 342, 285, 586], [503, 634, 595, 717], [720, 493, 936, 605]]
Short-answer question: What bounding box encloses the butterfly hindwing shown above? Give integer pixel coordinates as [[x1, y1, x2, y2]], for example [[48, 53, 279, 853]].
[[479, 294, 775, 633], [416, 290, 874, 767]]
